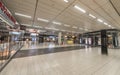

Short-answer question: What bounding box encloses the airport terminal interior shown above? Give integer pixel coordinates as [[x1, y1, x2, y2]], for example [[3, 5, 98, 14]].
[[0, 0, 120, 75]]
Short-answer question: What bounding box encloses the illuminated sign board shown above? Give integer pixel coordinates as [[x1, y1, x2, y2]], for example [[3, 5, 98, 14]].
[[0, 1, 16, 26]]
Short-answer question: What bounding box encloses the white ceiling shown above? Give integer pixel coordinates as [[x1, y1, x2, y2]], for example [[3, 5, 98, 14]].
[[110, 0, 120, 16], [2, 0, 120, 33]]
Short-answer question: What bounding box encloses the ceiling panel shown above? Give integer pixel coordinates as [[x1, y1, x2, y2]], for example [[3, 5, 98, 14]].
[[2, 0, 120, 33], [110, 0, 120, 16]]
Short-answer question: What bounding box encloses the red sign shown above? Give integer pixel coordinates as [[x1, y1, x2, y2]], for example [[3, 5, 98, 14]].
[[0, 1, 16, 24]]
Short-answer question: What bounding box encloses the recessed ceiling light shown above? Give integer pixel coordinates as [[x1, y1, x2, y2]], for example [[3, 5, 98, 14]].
[[64, 0, 69, 3], [72, 26, 77, 29], [89, 14, 96, 19], [104, 22, 108, 25], [74, 5, 86, 13], [97, 19, 103, 23], [64, 24, 70, 27], [52, 21, 62, 25], [37, 18, 49, 22], [15, 13, 32, 18]]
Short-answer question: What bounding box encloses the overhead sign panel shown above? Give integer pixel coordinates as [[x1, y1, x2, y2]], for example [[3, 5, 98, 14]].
[[0, 1, 16, 26]]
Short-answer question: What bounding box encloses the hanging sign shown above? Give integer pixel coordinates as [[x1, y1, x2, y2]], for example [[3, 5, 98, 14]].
[[0, 1, 16, 26]]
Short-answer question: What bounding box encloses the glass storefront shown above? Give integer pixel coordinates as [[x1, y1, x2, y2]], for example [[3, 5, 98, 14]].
[[80, 29, 120, 48]]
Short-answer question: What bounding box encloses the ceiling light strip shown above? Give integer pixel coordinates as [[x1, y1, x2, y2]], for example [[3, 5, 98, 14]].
[[79, 28, 83, 30], [74, 5, 86, 13], [89, 14, 96, 19], [64, 0, 69, 3], [64, 24, 70, 27], [37, 18, 49, 22], [97, 19, 103, 23], [72, 26, 77, 29], [15, 13, 32, 18], [104, 22, 108, 25], [52, 21, 62, 25]]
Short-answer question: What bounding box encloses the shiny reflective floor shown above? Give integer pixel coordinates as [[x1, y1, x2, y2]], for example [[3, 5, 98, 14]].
[[1, 44, 120, 75], [21, 42, 84, 50]]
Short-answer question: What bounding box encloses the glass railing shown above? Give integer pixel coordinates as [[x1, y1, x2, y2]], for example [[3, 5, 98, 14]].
[[0, 30, 24, 71]]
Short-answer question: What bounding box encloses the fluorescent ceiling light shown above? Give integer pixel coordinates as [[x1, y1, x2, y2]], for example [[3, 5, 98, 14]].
[[108, 25, 112, 27], [108, 25, 115, 29], [45, 27, 59, 31], [74, 5, 86, 13], [97, 19, 103, 23], [79, 28, 83, 30], [89, 14, 96, 19], [15, 13, 32, 18], [104, 22, 108, 25], [37, 18, 49, 22], [85, 29, 88, 31], [72, 26, 77, 29], [52, 21, 62, 25], [64, 0, 69, 3], [64, 24, 70, 27]]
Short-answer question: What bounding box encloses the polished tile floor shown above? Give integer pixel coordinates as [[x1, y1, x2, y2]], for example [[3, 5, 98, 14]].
[[21, 42, 83, 50], [1, 46, 120, 75]]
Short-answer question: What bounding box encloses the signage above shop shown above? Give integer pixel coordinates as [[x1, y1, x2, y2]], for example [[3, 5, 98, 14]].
[[0, 1, 16, 26], [28, 29, 37, 33]]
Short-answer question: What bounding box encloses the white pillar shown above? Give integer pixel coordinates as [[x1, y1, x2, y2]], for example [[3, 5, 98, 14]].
[[58, 32, 62, 45]]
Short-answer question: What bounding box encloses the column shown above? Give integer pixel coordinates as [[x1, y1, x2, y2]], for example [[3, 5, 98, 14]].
[[112, 32, 119, 48], [92, 36, 95, 46], [101, 30, 108, 55], [58, 32, 62, 45]]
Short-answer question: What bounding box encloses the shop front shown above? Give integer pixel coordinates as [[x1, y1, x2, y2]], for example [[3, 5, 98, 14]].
[[80, 29, 120, 48]]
